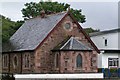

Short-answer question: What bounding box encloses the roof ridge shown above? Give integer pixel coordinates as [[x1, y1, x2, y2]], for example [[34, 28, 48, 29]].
[[25, 11, 67, 21]]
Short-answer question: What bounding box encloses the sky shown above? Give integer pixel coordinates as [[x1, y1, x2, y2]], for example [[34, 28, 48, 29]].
[[0, 0, 120, 31]]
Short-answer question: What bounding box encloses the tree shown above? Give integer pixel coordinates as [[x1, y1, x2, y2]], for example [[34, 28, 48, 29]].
[[2, 15, 24, 43], [21, 2, 86, 23], [2, 15, 15, 43], [83, 28, 100, 35]]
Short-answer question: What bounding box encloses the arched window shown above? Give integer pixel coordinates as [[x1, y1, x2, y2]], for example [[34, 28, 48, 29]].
[[76, 54, 82, 68], [14, 56, 17, 66], [3, 54, 8, 68], [24, 54, 30, 68], [13, 55, 18, 68]]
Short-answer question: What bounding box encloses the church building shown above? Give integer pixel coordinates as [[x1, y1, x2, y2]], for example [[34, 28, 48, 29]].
[[2, 10, 99, 74]]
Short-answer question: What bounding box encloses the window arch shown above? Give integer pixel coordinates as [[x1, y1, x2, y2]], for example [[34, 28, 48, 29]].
[[76, 54, 82, 68]]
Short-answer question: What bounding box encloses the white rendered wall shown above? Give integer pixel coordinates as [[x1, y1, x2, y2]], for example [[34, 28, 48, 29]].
[[91, 32, 118, 50], [101, 53, 119, 68], [98, 53, 102, 68], [118, 32, 120, 50], [119, 54, 120, 67], [91, 32, 120, 68]]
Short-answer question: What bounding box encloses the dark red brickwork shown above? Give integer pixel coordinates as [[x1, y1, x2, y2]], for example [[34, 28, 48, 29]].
[[2, 14, 98, 74]]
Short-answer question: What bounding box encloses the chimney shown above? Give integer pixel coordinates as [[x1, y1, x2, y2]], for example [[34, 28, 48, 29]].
[[40, 10, 45, 18]]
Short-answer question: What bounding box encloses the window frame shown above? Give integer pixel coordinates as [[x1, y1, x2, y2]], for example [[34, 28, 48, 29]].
[[108, 58, 119, 68], [76, 54, 82, 68], [3, 54, 8, 68], [64, 23, 71, 30], [23, 53, 30, 69], [13, 55, 18, 68], [63, 21, 73, 31], [105, 39, 107, 46]]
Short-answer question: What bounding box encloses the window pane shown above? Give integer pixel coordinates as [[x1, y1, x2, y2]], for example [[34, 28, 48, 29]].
[[64, 23, 71, 30], [108, 58, 119, 67], [109, 61, 112, 66], [76, 54, 82, 68], [105, 39, 107, 46]]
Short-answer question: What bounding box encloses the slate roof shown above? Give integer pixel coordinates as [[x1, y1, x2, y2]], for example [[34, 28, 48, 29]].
[[3, 12, 67, 52], [90, 28, 120, 37], [53, 37, 92, 51], [3, 11, 100, 53]]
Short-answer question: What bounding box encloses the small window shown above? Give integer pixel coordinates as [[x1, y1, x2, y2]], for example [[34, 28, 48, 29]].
[[76, 54, 82, 68], [64, 23, 71, 30], [13, 55, 18, 68], [24, 54, 30, 68], [105, 39, 107, 46], [3, 54, 8, 68], [108, 58, 119, 68]]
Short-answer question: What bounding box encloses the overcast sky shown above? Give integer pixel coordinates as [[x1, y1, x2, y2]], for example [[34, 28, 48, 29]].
[[0, 0, 119, 31]]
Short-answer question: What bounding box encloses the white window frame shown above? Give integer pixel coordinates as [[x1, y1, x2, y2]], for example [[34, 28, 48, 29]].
[[108, 58, 119, 68]]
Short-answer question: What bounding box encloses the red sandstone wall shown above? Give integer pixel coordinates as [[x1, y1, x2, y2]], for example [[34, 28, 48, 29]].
[[2, 52, 34, 74], [35, 15, 98, 73], [2, 14, 98, 74], [57, 51, 97, 73]]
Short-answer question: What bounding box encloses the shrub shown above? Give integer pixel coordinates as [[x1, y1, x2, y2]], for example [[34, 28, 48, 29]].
[[2, 74, 15, 80]]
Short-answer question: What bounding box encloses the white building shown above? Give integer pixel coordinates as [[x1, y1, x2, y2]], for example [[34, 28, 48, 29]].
[[90, 28, 120, 69]]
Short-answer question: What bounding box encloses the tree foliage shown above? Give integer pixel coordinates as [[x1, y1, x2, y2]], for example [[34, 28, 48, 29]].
[[2, 2, 99, 43], [83, 28, 100, 35], [21, 2, 86, 23], [2, 15, 24, 43]]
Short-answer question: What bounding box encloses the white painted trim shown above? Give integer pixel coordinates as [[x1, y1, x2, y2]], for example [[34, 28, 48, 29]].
[[14, 73, 103, 79], [119, 54, 120, 67], [60, 37, 72, 50], [69, 37, 73, 49]]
